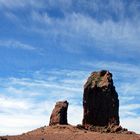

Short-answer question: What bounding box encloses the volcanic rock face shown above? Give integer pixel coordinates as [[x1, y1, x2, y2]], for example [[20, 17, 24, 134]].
[[49, 101, 69, 126], [83, 70, 119, 128]]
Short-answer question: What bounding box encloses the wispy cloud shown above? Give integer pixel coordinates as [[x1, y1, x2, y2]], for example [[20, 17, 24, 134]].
[[0, 69, 87, 134], [121, 117, 140, 133], [0, 95, 31, 110], [81, 61, 140, 75], [1, 0, 140, 22], [0, 40, 36, 51], [81, 60, 140, 132], [0, 114, 47, 135], [31, 11, 140, 39], [0, 68, 140, 134], [121, 104, 140, 112], [28, 11, 140, 55], [81, 60, 140, 95], [2, 1, 140, 55], [0, 0, 45, 9], [0, 0, 140, 135]]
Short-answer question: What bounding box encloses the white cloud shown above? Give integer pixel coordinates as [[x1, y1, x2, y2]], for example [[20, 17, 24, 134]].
[[6, 86, 41, 96], [0, 0, 140, 135], [121, 117, 140, 133], [121, 104, 140, 111], [81, 61, 140, 76], [1, 1, 140, 55], [0, 94, 56, 135], [68, 104, 83, 125], [0, 103, 83, 135], [0, 114, 48, 135], [0, 40, 36, 51], [28, 11, 140, 55], [29, 3, 140, 41], [0, 0, 72, 11], [120, 96, 135, 104], [0, 70, 86, 134], [6, 77, 82, 93], [0, 0, 26, 8], [0, 0, 45, 9], [0, 67, 140, 134], [81, 61, 140, 99], [81, 60, 140, 133], [0, 95, 32, 110], [119, 83, 140, 96]]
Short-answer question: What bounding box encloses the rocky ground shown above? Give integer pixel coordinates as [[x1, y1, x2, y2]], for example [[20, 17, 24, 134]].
[[1, 125, 140, 140]]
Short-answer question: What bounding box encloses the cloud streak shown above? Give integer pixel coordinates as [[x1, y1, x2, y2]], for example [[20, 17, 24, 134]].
[[0, 40, 36, 51], [0, 0, 140, 135], [0, 66, 140, 134], [1, 0, 140, 55], [0, 0, 45, 9]]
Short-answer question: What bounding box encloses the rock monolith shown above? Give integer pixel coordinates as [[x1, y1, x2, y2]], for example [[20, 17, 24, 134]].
[[49, 100, 68, 126], [83, 70, 119, 128]]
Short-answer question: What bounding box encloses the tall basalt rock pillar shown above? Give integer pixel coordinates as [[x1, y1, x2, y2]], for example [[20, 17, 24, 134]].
[[83, 70, 119, 128], [49, 101, 69, 126]]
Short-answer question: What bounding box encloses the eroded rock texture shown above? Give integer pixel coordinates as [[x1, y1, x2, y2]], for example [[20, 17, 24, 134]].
[[49, 101, 68, 126], [83, 70, 119, 128]]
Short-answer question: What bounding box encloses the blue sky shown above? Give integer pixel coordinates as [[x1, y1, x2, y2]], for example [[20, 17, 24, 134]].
[[0, 0, 140, 134]]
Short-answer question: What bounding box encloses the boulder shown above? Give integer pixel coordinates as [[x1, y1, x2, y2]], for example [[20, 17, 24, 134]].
[[82, 70, 119, 128], [49, 101, 69, 126]]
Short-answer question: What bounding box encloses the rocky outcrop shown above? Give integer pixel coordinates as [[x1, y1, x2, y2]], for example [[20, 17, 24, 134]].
[[82, 70, 119, 128], [49, 101, 69, 126]]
